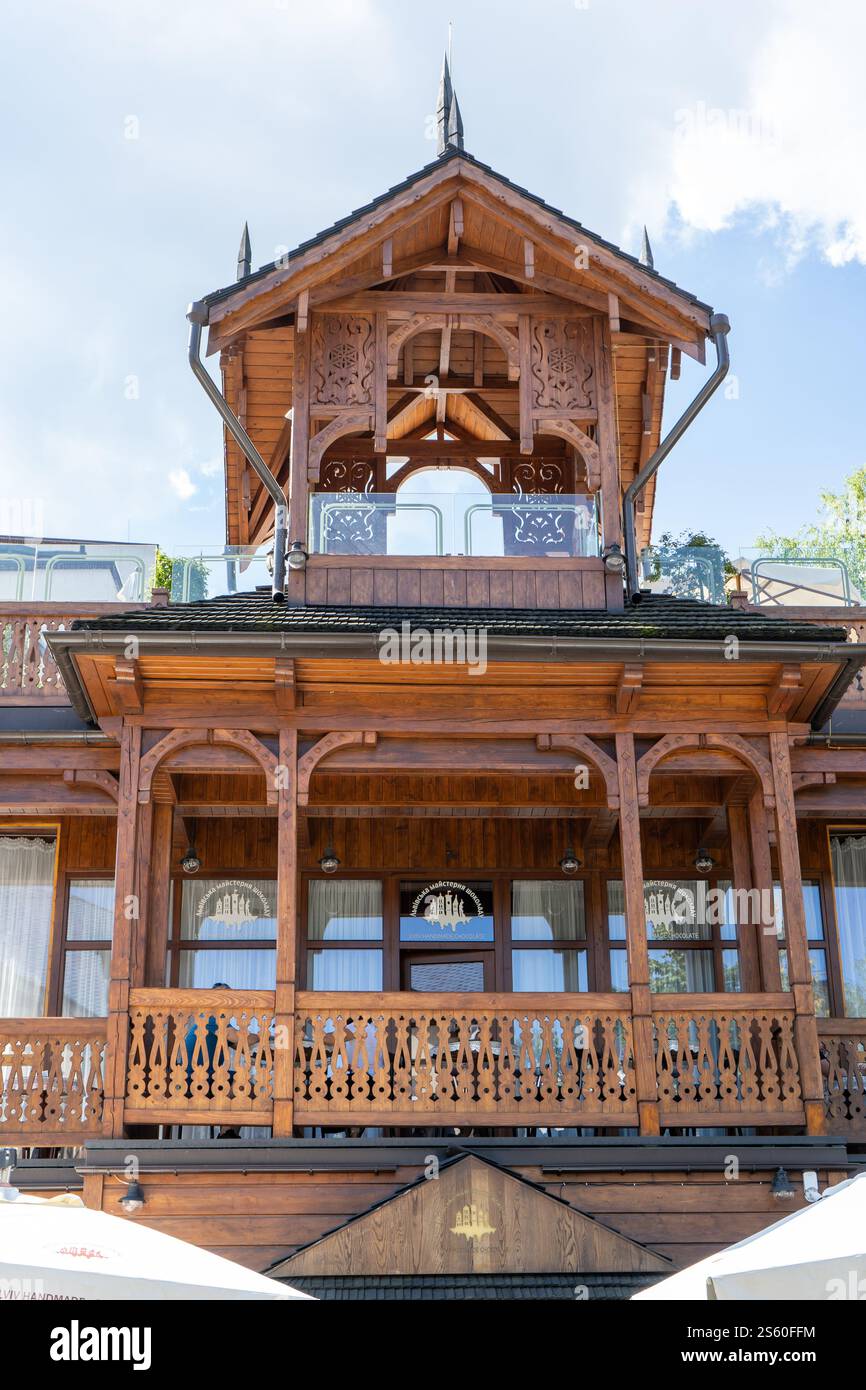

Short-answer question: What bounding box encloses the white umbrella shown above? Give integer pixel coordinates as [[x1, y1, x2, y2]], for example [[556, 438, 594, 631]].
[[0, 1191, 311, 1300], [633, 1171, 866, 1301]]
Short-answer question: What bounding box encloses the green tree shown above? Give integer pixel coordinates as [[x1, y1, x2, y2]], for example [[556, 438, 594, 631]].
[[754, 465, 866, 600], [645, 530, 733, 603], [149, 550, 208, 601]]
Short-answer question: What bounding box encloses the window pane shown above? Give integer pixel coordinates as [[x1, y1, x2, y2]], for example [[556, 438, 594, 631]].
[[610, 949, 629, 992], [308, 880, 383, 940], [512, 949, 587, 992], [778, 948, 830, 1017], [721, 949, 741, 992], [715, 880, 739, 941], [0, 834, 55, 1015], [772, 880, 824, 942], [62, 950, 110, 1016], [648, 948, 714, 993], [829, 836, 866, 1015], [307, 949, 382, 990], [607, 881, 626, 940], [511, 880, 585, 940], [399, 880, 494, 942], [67, 879, 114, 940], [178, 949, 276, 989], [180, 879, 277, 941]]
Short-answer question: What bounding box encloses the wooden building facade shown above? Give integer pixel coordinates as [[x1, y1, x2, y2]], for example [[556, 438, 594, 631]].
[[2, 66, 866, 1296]]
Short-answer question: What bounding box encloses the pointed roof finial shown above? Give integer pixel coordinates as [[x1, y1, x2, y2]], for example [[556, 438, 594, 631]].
[[436, 50, 453, 156], [447, 91, 464, 151], [237, 222, 251, 281], [639, 226, 654, 270]]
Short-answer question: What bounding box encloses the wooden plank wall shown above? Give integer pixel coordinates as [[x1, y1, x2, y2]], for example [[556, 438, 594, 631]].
[[88, 1163, 844, 1274]]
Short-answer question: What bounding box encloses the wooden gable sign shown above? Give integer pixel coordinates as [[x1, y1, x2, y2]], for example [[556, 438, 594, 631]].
[[271, 1155, 670, 1278]]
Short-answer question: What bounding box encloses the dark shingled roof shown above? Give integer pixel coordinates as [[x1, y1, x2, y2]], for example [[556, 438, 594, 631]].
[[198, 147, 712, 318], [284, 1273, 658, 1301], [71, 591, 848, 645]]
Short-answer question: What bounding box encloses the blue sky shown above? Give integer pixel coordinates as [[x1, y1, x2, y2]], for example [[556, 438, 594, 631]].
[[1, 0, 863, 559]]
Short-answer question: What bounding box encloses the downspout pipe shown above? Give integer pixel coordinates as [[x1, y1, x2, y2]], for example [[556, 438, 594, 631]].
[[623, 312, 731, 603], [187, 301, 288, 602]]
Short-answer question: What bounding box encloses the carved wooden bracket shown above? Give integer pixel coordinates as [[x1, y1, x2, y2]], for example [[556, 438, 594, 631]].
[[536, 732, 620, 810], [297, 731, 378, 806], [791, 772, 837, 793], [63, 769, 120, 803], [636, 732, 776, 809], [387, 314, 446, 378], [307, 409, 375, 480], [540, 419, 601, 491], [137, 728, 280, 805]]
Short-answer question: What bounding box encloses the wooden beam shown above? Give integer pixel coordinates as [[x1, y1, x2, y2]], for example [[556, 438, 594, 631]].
[[615, 663, 643, 715], [447, 198, 463, 256], [518, 314, 533, 454], [767, 664, 802, 717], [462, 391, 517, 441], [524, 239, 535, 280], [296, 289, 309, 334], [107, 658, 144, 715], [275, 657, 296, 711], [381, 237, 393, 279], [607, 293, 620, 333]]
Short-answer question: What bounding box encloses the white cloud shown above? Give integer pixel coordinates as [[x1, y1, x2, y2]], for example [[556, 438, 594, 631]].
[[651, 1, 866, 267], [168, 468, 196, 501]]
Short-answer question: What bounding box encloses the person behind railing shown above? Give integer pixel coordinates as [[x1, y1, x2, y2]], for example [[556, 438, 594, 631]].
[[184, 983, 259, 1138]]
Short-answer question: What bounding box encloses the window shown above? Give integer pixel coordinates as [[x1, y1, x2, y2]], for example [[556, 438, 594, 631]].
[[0, 834, 56, 1015], [770, 881, 829, 1017], [170, 878, 277, 989], [511, 881, 587, 991], [828, 836, 866, 1016], [61, 878, 114, 1016], [607, 879, 738, 993], [400, 880, 494, 943], [306, 880, 383, 990]]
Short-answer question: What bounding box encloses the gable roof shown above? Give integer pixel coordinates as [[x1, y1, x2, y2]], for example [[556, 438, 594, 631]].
[[268, 1152, 671, 1279], [198, 147, 713, 345]]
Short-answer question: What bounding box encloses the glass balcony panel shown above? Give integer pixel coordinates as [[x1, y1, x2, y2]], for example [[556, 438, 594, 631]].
[[0, 539, 156, 603]]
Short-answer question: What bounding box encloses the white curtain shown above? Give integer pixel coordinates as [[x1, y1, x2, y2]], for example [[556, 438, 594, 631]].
[[512, 881, 585, 940], [180, 878, 277, 941], [0, 835, 56, 1016], [512, 948, 587, 991], [307, 880, 383, 940], [62, 952, 111, 1017], [831, 834, 866, 1016], [307, 949, 382, 990]]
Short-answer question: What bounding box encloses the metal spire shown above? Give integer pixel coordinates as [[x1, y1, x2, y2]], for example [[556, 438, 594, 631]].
[[447, 91, 464, 150], [237, 222, 251, 281], [639, 226, 654, 270], [436, 50, 453, 156]]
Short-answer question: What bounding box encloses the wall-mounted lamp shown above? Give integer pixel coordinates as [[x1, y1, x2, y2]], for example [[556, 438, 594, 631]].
[[181, 846, 201, 874], [694, 847, 714, 874], [319, 847, 340, 874], [602, 543, 625, 574], [119, 1180, 146, 1214], [559, 847, 581, 874], [803, 1170, 822, 1204], [287, 541, 307, 571], [771, 1166, 795, 1201]]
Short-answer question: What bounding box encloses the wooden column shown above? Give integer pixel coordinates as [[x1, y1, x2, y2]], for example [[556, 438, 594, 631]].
[[592, 315, 623, 554], [103, 724, 151, 1137], [273, 728, 299, 1137], [769, 732, 825, 1135], [747, 787, 783, 991], [287, 321, 311, 600], [728, 803, 760, 991], [142, 802, 173, 987], [615, 733, 659, 1135]]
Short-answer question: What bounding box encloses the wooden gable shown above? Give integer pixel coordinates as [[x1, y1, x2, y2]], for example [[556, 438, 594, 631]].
[[201, 152, 712, 553], [270, 1153, 671, 1277]]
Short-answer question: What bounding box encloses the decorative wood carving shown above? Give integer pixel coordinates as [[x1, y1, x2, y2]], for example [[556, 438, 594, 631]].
[[542, 420, 601, 491], [636, 732, 776, 809], [319, 458, 376, 493], [536, 733, 620, 809], [387, 313, 446, 378], [62, 769, 119, 802], [138, 728, 279, 804], [455, 314, 520, 381], [307, 409, 374, 479], [511, 459, 566, 495], [530, 318, 595, 412], [297, 730, 378, 806], [310, 313, 375, 407]]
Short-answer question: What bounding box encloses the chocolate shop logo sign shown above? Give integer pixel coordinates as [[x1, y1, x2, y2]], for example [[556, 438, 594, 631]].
[[196, 879, 271, 929], [412, 880, 484, 933], [644, 881, 697, 939]]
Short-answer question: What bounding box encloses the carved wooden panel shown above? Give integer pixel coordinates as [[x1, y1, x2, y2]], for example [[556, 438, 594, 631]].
[[311, 313, 376, 407], [319, 458, 376, 493], [530, 318, 595, 412]]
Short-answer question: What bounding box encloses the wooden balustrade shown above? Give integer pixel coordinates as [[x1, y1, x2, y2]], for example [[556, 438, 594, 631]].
[[653, 994, 804, 1127], [0, 603, 146, 702], [0, 1019, 106, 1139], [820, 1019, 866, 1136], [124, 989, 277, 1125], [292, 993, 637, 1128]]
